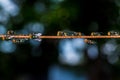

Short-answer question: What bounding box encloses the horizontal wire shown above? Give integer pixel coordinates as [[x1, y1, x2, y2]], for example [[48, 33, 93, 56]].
[[39, 36, 120, 39], [0, 35, 120, 39]]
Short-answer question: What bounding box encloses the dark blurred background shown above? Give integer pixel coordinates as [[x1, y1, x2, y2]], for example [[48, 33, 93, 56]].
[[0, 0, 120, 80]]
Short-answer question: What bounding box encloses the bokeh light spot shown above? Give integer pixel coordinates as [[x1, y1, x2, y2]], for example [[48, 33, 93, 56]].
[[24, 22, 44, 33], [50, 0, 64, 3], [0, 11, 9, 23], [49, 65, 88, 80], [34, 2, 46, 13], [0, 0, 20, 16], [59, 39, 85, 66], [0, 25, 6, 34], [107, 55, 119, 64], [101, 40, 117, 56], [29, 39, 41, 47], [87, 45, 98, 59], [0, 41, 16, 53], [72, 39, 86, 51]]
